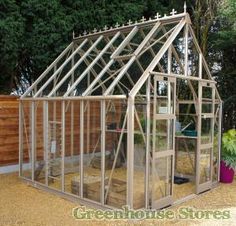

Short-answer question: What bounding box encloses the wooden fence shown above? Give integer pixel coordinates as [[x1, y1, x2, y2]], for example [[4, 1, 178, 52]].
[[0, 96, 124, 166], [0, 96, 19, 166]]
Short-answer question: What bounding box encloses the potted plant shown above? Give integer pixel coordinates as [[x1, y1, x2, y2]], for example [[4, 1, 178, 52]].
[[220, 129, 236, 183]]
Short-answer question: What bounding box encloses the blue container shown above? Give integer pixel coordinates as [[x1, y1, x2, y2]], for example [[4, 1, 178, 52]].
[[182, 130, 197, 137]]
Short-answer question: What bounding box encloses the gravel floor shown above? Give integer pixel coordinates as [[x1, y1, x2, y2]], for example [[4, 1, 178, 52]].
[[0, 173, 236, 226]]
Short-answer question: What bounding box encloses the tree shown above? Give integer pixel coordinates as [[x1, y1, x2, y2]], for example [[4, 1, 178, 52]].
[[16, 0, 74, 94], [0, 0, 24, 93], [211, 0, 236, 130]]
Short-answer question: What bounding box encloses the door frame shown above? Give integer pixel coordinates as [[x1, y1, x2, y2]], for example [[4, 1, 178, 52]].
[[196, 81, 215, 194], [151, 75, 176, 209]]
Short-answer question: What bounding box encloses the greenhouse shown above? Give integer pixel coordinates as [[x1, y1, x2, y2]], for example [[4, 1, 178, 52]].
[[19, 9, 222, 210]]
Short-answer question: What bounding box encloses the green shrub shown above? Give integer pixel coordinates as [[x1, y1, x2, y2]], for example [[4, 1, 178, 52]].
[[222, 129, 236, 170]]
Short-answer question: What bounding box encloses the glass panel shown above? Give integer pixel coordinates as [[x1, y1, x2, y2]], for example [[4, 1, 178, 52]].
[[21, 101, 31, 179], [104, 99, 127, 208], [65, 100, 80, 195], [155, 119, 174, 151], [153, 156, 172, 200], [133, 98, 147, 209], [202, 103, 213, 114], [202, 86, 213, 99], [174, 136, 196, 201], [156, 80, 168, 114], [47, 101, 62, 191], [201, 118, 213, 144], [83, 100, 101, 203], [156, 98, 168, 114], [156, 80, 174, 114], [34, 101, 45, 184], [199, 148, 211, 184], [175, 138, 196, 176]]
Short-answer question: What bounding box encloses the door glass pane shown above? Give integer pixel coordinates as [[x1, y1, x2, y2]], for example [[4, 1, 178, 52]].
[[156, 81, 174, 114], [152, 156, 172, 200], [155, 119, 173, 151], [201, 118, 213, 144], [200, 148, 211, 184], [202, 103, 213, 113]]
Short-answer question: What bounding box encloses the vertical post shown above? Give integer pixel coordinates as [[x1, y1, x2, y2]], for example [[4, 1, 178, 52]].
[[80, 100, 84, 198], [167, 48, 172, 195], [145, 77, 151, 208], [87, 73, 91, 154], [31, 101, 35, 181], [101, 100, 106, 205], [167, 48, 172, 147], [166, 81, 171, 196], [152, 77, 157, 205], [127, 97, 134, 209], [71, 44, 75, 159], [171, 78, 176, 197], [184, 24, 189, 76], [218, 101, 223, 182], [196, 82, 202, 193], [61, 101, 65, 192], [19, 101, 23, 177], [210, 86, 216, 182], [43, 101, 49, 186]]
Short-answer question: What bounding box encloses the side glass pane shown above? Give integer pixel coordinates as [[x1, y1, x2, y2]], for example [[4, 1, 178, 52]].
[[47, 101, 62, 191], [21, 101, 31, 179], [83, 100, 101, 203], [105, 100, 127, 208], [34, 101, 45, 184], [65, 100, 80, 196]]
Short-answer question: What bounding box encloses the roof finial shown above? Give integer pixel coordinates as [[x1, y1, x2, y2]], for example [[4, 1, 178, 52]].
[[115, 22, 120, 28], [127, 19, 132, 26], [140, 16, 146, 23], [155, 12, 161, 19], [72, 30, 75, 39], [184, 1, 187, 13], [103, 25, 108, 31], [170, 9, 177, 16]]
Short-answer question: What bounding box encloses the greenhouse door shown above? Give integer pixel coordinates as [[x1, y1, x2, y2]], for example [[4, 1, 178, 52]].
[[151, 75, 176, 209], [196, 82, 215, 194]]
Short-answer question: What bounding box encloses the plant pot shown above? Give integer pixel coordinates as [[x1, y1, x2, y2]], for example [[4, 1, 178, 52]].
[[220, 160, 235, 183]]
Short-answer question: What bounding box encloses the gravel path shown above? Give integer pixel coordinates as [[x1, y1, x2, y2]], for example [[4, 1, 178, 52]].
[[0, 173, 235, 226]]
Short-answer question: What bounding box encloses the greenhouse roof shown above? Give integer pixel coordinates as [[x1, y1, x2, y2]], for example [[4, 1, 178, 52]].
[[21, 8, 220, 100]]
